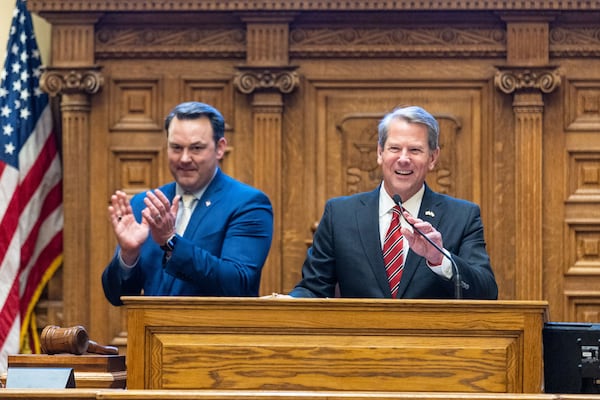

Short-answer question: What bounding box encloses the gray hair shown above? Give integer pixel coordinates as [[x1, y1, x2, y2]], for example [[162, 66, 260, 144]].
[[377, 106, 439, 150]]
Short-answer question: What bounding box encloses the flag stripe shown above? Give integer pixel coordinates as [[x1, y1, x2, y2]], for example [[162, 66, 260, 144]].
[[19, 142, 62, 268], [21, 179, 62, 270], [0, 168, 20, 260], [0, 0, 63, 373], [0, 279, 20, 344], [20, 208, 63, 310]]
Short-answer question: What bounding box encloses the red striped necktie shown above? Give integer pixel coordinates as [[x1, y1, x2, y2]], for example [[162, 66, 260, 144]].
[[383, 205, 404, 298]]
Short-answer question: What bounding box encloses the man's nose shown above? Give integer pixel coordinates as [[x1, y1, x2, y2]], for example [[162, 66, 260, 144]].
[[397, 149, 410, 161], [180, 148, 192, 161]]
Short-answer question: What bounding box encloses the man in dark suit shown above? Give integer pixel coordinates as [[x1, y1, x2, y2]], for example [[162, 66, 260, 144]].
[[102, 102, 273, 306], [289, 106, 497, 300]]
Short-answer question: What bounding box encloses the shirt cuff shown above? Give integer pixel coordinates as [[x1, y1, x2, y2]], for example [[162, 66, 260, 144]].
[[118, 249, 138, 279], [427, 255, 453, 280]]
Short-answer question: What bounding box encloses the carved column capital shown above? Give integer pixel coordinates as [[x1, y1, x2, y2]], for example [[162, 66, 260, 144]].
[[40, 66, 104, 97], [233, 66, 299, 95], [494, 66, 561, 95]]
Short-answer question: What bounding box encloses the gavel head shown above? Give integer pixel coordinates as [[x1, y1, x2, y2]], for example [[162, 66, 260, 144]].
[[40, 325, 89, 355]]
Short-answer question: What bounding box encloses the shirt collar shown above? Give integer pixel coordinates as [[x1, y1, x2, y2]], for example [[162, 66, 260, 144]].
[[176, 167, 219, 200], [378, 182, 425, 218]]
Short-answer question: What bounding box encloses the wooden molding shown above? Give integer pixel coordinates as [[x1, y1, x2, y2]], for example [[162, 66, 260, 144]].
[[28, 0, 600, 12]]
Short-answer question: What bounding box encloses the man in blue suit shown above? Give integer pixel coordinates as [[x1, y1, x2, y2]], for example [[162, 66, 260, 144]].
[[289, 106, 497, 300], [102, 102, 273, 306]]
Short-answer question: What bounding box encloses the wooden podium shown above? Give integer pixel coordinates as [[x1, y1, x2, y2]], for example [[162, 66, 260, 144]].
[[122, 297, 548, 393]]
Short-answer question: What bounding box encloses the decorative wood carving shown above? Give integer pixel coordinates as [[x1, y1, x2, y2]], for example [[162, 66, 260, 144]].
[[233, 67, 299, 94], [27, 1, 600, 12], [513, 91, 545, 300], [494, 14, 561, 301], [249, 92, 284, 294], [494, 65, 558, 300], [41, 67, 104, 96], [95, 27, 246, 59], [230, 15, 298, 294], [565, 79, 600, 131], [550, 26, 600, 57], [241, 16, 295, 66], [49, 20, 99, 66], [494, 67, 561, 95], [54, 92, 93, 327], [505, 21, 550, 66], [565, 292, 600, 322], [290, 27, 506, 57], [110, 149, 162, 196], [567, 151, 600, 202], [108, 78, 162, 131]]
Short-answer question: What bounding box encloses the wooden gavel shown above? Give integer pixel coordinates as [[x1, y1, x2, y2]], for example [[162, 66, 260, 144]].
[[40, 325, 119, 355]]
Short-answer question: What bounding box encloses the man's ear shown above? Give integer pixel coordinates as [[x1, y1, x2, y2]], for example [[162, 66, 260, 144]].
[[428, 147, 440, 170], [216, 137, 227, 159]]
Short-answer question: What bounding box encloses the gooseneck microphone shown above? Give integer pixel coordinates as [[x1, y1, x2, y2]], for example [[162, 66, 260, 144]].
[[392, 194, 463, 299]]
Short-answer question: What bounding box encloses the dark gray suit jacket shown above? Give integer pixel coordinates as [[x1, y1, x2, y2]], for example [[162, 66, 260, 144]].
[[289, 184, 498, 299]]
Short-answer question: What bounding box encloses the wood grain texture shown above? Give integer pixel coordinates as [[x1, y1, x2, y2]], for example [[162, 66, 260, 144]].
[[123, 297, 547, 393], [25, 1, 600, 355], [0, 389, 574, 400]]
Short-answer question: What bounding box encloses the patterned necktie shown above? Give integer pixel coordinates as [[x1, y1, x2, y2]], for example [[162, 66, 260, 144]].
[[383, 205, 404, 298], [176, 193, 195, 235]]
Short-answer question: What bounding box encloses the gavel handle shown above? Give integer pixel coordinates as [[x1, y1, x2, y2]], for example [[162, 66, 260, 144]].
[[87, 340, 119, 355]]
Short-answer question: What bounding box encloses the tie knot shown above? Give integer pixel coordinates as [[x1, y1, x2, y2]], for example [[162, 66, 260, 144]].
[[391, 205, 401, 217], [182, 193, 195, 209]]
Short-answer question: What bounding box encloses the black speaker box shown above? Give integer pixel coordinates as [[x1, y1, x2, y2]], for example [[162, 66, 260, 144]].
[[543, 322, 600, 394]]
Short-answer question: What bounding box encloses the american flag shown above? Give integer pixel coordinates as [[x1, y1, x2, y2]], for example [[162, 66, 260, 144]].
[[0, 0, 63, 373]]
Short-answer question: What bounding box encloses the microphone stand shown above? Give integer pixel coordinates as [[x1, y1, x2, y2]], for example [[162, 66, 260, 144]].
[[392, 194, 462, 299]]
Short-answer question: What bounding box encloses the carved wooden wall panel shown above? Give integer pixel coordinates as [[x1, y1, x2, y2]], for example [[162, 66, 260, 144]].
[[566, 295, 600, 322], [111, 149, 162, 195], [109, 79, 163, 132], [551, 53, 600, 323], [27, 1, 600, 348]]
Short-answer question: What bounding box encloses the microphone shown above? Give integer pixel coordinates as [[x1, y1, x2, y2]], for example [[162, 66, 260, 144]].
[[392, 194, 463, 299]]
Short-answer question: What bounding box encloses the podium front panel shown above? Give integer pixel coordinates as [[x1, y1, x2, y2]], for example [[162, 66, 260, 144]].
[[123, 297, 547, 393]]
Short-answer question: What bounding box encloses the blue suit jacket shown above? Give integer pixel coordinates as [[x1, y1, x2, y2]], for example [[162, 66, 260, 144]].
[[289, 184, 498, 299], [102, 169, 273, 306]]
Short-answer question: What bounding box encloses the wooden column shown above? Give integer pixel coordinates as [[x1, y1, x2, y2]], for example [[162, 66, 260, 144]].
[[234, 15, 299, 295], [39, 14, 103, 327], [495, 15, 560, 300]]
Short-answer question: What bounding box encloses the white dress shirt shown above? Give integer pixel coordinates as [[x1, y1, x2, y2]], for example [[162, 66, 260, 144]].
[[378, 183, 452, 279]]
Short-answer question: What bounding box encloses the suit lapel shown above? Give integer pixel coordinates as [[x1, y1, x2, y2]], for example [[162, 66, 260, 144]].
[[182, 169, 226, 237], [395, 184, 444, 298], [355, 188, 392, 297]]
